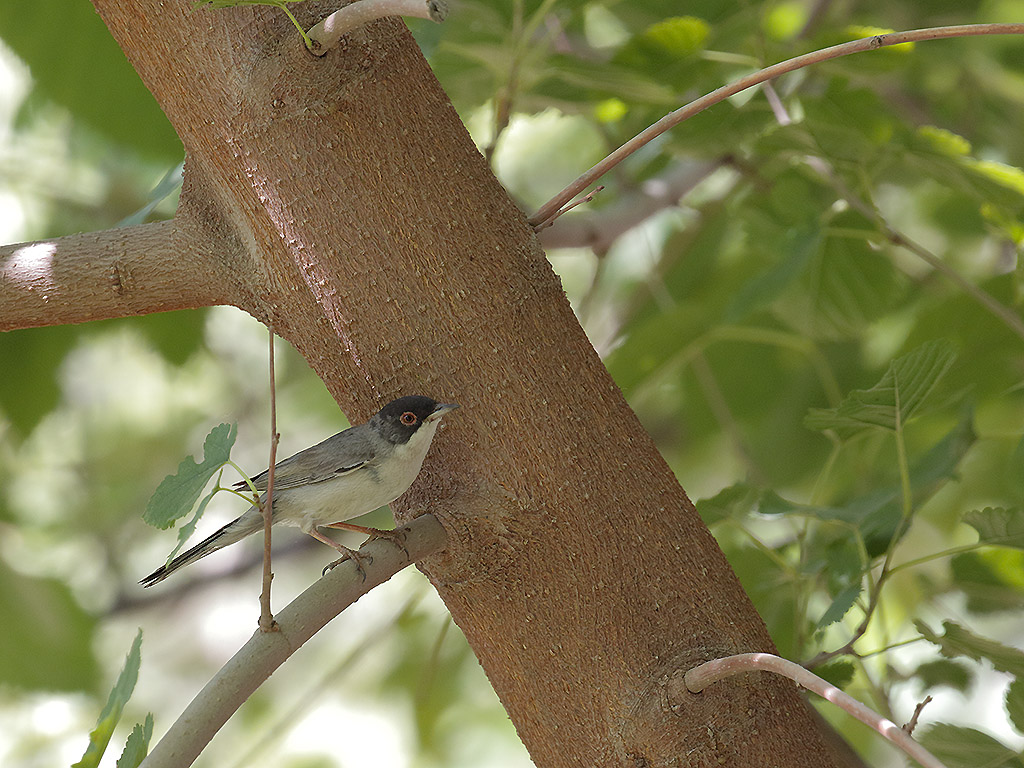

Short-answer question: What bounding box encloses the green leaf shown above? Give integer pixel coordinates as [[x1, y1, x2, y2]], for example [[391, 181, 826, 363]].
[[814, 660, 855, 690], [143, 423, 237, 529], [914, 659, 973, 693], [1007, 679, 1024, 737], [816, 581, 862, 629], [0, 560, 98, 691], [0, 2, 182, 160], [805, 339, 956, 433], [116, 714, 154, 768], [168, 480, 223, 562], [920, 723, 1023, 768], [72, 630, 143, 768], [951, 550, 1024, 614], [724, 226, 820, 322], [916, 620, 1024, 677], [964, 507, 1024, 550], [695, 482, 758, 524]]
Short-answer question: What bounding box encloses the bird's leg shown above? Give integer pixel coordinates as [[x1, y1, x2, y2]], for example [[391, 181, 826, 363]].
[[325, 521, 410, 557], [305, 526, 371, 581]]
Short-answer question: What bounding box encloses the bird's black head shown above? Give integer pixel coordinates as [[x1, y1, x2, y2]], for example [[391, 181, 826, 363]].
[[372, 395, 459, 444]]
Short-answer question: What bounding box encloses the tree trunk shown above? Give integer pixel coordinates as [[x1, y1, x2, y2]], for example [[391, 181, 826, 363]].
[[16, 1, 842, 765]]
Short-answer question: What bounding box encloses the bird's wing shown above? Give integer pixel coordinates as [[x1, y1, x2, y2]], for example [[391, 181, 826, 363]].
[[233, 428, 378, 493]]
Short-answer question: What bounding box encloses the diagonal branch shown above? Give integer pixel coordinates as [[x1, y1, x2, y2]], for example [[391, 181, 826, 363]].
[[139, 513, 447, 768], [529, 23, 1024, 230]]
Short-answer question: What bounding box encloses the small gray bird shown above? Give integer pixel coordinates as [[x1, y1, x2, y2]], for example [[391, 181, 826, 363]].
[[140, 395, 458, 587]]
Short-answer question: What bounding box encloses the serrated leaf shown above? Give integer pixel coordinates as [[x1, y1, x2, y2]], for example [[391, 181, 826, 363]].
[[72, 631, 143, 768], [816, 581, 862, 629], [914, 659, 973, 693], [1007, 679, 1024, 737], [805, 339, 956, 433], [143, 423, 237, 529], [920, 723, 1022, 768], [964, 507, 1024, 550], [116, 713, 154, 768], [916, 620, 1024, 677]]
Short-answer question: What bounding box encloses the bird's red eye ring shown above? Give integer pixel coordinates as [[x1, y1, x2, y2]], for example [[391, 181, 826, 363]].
[[400, 411, 418, 426]]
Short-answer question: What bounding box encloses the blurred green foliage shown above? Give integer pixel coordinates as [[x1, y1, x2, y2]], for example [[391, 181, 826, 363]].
[[2, 1, 1024, 766]]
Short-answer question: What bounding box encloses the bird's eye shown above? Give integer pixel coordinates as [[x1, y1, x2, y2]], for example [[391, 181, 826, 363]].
[[400, 411, 418, 426]]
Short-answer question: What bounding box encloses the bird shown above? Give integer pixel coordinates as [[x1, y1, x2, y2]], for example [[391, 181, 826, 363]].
[[140, 395, 458, 586]]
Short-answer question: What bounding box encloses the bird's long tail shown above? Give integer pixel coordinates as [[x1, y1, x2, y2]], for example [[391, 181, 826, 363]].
[[139, 509, 265, 587]]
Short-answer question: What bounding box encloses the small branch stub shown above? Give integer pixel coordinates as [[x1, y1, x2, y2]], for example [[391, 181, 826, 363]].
[[308, 0, 449, 56]]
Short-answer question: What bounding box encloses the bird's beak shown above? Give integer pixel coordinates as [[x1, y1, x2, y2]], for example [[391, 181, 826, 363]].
[[427, 402, 459, 421]]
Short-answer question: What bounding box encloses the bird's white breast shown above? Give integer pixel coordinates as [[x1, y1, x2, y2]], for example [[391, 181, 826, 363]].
[[275, 419, 441, 532]]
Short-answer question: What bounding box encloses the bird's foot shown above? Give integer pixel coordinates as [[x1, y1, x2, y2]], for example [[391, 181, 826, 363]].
[[325, 521, 410, 558], [322, 544, 373, 582]]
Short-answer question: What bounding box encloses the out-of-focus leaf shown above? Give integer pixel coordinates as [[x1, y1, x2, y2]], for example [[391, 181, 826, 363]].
[[72, 630, 143, 768], [725, 225, 820, 322], [951, 550, 1024, 614], [695, 482, 758, 524], [805, 340, 956, 433], [0, 561, 98, 691], [0, 2, 182, 160], [116, 713, 154, 768], [814, 660, 855, 690], [0, 326, 76, 435], [914, 659, 973, 693], [920, 723, 1023, 768], [916, 620, 1024, 677], [1007, 679, 1024, 737], [143, 423, 237, 529], [964, 507, 1024, 550]]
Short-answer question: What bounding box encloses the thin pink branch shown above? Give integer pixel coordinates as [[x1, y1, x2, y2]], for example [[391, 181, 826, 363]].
[[529, 23, 1024, 229], [308, 0, 448, 56], [684, 653, 947, 768]]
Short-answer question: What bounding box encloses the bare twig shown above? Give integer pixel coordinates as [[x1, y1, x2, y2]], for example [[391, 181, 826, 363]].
[[138, 513, 447, 768], [533, 186, 605, 233], [259, 326, 280, 632], [307, 0, 448, 56], [684, 653, 948, 768], [529, 23, 1024, 230], [903, 695, 933, 735]]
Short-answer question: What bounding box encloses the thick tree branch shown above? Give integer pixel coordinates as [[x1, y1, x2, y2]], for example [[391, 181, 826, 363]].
[[140, 514, 447, 768], [0, 219, 232, 331]]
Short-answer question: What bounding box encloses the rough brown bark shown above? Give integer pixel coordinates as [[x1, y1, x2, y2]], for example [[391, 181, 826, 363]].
[[12, 1, 843, 765]]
